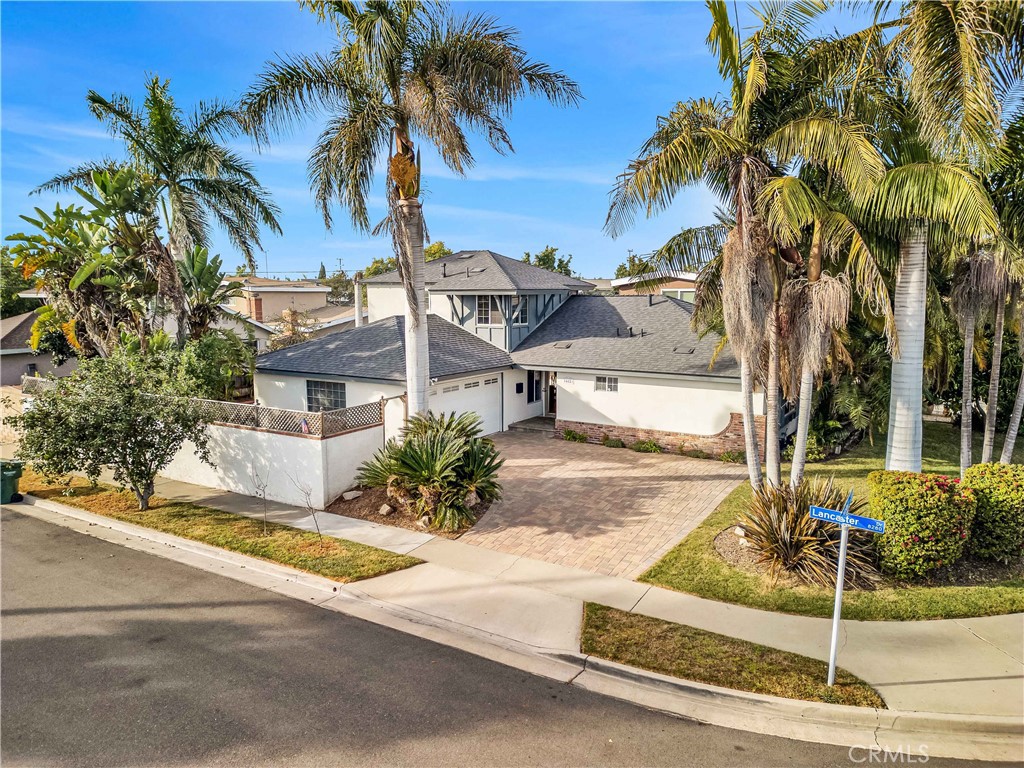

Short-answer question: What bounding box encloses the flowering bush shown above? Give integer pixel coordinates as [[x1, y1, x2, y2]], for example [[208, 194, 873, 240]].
[[868, 471, 976, 580], [963, 463, 1024, 564]]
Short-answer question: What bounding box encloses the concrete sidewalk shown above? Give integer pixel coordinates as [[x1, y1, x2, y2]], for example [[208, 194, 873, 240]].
[[113, 475, 1024, 718]]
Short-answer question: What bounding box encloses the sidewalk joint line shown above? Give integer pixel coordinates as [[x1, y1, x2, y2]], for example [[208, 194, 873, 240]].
[[627, 586, 651, 613], [567, 655, 589, 685], [953, 619, 1024, 666]]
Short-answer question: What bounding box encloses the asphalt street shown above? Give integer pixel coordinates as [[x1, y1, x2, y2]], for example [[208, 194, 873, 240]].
[[0, 508, 1003, 767]]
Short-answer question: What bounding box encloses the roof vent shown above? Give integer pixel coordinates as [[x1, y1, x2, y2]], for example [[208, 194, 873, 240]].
[[673, 347, 695, 354], [553, 342, 573, 349], [457, 253, 474, 259]]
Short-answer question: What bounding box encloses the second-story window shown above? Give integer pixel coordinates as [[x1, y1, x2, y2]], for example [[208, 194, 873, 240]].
[[510, 296, 529, 326], [476, 295, 501, 325]]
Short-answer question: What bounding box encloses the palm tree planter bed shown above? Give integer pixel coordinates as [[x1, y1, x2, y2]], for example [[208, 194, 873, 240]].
[[326, 485, 491, 540], [640, 423, 1024, 621]]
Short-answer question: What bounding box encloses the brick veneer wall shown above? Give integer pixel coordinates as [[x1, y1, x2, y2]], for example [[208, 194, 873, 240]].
[[555, 412, 765, 457]]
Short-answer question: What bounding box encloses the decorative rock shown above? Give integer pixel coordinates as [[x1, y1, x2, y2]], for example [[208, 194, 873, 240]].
[[734, 526, 745, 538], [416, 516, 431, 530], [342, 490, 363, 501], [378, 504, 393, 516], [464, 490, 480, 509]]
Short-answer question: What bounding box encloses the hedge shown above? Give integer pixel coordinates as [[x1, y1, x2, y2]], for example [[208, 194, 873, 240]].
[[868, 471, 976, 580], [964, 463, 1024, 564]]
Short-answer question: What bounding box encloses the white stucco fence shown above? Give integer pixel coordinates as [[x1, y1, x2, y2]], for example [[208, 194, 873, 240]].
[[162, 422, 385, 509]]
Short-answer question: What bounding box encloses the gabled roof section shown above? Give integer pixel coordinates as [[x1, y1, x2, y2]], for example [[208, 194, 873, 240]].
[[255, 314, 513, 383], [0, 311, 37, 351], [511, 295, 738, 378], [362, 250, 594, 292]]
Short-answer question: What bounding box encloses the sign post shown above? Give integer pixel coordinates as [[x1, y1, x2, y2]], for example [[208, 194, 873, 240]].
[[808, 490, 885, 687]]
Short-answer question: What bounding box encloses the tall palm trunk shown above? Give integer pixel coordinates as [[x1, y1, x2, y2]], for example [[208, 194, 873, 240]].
[[981, 293, 1005, 463], [960, 312, 976, 478], [999, 367, 1024, 464], [741, 355, 763, 491], [398, 198, 429, 417], [765, 308, 781, 487], [885, 225, 928, 472], [790, 363, 815, 486]]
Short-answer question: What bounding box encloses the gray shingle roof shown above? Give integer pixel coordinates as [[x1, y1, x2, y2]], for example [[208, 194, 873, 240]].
[[0, 312, 36, 350], [511, 295, 739, 378], [256, 314, 514, 382], [362, 250, 593, 292]]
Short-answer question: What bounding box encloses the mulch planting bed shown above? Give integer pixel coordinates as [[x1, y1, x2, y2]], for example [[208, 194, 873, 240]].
[[325, 486, 490, 540]]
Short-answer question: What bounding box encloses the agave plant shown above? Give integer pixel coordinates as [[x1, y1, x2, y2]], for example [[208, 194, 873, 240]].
[[356, 411, 504, 531], [738, 476, 879, 589]]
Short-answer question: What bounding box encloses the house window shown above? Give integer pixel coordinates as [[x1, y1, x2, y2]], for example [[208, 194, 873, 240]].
[[595, 376, 619, 392], [663, 288, 696, 302], [306, 380, 346, 411], [476, 295, 502, 326], [510, 296, 529, 326]]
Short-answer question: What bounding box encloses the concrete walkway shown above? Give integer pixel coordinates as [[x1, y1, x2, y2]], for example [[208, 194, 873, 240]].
[[116, 475, 1024, 718]]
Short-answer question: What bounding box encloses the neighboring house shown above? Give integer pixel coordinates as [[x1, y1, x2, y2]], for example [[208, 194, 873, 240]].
[[226, 276, 366, 340], [253, 250, 766, 454], [612, 269, 698, 302], [214, 309, 276, 353], [0, 311, 77, 386]]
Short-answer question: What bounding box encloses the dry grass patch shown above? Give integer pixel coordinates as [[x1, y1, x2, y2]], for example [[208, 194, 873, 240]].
[[581, 603, 884, 708], [19, 469, 420, 583]]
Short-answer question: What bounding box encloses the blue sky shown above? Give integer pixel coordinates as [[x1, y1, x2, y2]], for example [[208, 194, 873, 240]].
[[1, 1, 845, 279]]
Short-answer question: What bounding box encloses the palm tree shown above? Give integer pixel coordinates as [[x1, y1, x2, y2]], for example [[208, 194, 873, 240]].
[[865, 1, 1022, 472], [1000, 289, 1024, 463], [242, 0, 580, 417], [605, 1, 883, 490], [177, 247, 244, 340], [38, 76, 282, 342]]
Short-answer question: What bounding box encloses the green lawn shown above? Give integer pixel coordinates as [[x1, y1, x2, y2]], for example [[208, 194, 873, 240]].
[[581, 603, 884, 707], [641, 422, 1024, 621], [19, 469, 421, 583]]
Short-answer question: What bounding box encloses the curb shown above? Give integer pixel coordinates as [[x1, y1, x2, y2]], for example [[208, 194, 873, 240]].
[[9, 495, 1023, 762]]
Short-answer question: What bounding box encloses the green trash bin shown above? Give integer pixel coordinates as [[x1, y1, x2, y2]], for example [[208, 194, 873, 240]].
[[1, 460, 25, 504]]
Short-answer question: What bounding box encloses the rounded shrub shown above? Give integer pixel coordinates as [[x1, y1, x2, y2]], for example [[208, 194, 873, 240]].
[[963, 463, 1024, 564], [631, 439, 662, 453], [868, 471, 976, 580]]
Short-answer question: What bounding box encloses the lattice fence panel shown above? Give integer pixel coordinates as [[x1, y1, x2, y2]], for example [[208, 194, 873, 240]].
[[321, 400, 383, 436], [258, 407, 322, 435]]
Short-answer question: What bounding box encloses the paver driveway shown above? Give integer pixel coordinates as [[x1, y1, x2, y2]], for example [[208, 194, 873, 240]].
[[460, 432, 747, 578]]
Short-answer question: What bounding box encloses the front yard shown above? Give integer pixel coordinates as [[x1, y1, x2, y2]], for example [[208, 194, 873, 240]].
[[640, 422, 1024, 621], [18, 469, 421, 583]]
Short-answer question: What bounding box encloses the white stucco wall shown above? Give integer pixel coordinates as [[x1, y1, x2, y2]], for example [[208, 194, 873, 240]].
[[366, 284, 408, 322], [324, 425, 386, 503], [555, 372, 760, 436], [502, 368, 543, 425], [163, 424, 330, 508], [254, 372, 403, 413]]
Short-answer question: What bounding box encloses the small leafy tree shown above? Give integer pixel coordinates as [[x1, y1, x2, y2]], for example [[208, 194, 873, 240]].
[[522, 245, 573, 276], [613, 251, 652, 280], [362, 256, 399, 279], [424, 241, 453, 261], [0, 247, 40, 318], [8, 350, 210, 510]]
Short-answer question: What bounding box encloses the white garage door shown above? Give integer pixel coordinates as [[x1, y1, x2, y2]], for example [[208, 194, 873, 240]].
[[431, 376, 502, 435]]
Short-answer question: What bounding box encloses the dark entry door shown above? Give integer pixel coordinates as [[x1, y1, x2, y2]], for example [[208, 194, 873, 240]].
[[547, 373, 557, 416]]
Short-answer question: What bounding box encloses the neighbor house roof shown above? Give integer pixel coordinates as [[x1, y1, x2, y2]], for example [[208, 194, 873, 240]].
[[229, 277, 330, 293], [256, 314, 514, 383], [609, 269, 698, 289], [0, 312, 36, 353], [362, 250, 594, 293], [511, 295, 738, 378]]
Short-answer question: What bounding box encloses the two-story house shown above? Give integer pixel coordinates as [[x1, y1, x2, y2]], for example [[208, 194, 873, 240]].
[[252, 250, 764, 454]]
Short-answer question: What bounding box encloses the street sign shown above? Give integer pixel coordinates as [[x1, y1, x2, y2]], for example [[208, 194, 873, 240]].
[[809, 506, 886, 534], [808, 490, 886, 687]]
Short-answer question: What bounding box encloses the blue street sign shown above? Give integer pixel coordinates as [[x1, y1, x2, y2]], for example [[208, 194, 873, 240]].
[[809, 505, 886, 534]]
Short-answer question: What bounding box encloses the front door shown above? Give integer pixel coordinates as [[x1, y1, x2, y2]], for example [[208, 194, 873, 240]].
[[547, 372, 557, 416]]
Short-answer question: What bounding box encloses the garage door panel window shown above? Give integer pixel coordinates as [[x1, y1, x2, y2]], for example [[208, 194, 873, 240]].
[[595, 376, 618, 392], [307, 380, 346, 411]]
